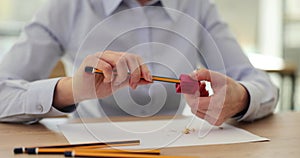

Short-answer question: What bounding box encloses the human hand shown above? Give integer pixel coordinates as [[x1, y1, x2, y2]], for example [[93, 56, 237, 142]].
[[184, 68, 249, 126], [73, 50, 152, 103]]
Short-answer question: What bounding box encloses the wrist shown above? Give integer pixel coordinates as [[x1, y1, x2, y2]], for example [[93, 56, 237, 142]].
[[53, 77, 74, 110], [234, 85, 250, 118]]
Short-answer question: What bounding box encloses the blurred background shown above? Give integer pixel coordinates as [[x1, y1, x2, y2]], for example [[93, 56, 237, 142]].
[[0, 0, 299, 112]]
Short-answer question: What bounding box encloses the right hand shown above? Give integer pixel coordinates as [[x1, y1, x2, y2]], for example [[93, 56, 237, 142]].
[[184, 68, 249, 126], [54, 51, 152, 109]]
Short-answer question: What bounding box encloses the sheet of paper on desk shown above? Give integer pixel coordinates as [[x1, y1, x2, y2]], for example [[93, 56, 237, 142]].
[[58, 117, 269, 149]]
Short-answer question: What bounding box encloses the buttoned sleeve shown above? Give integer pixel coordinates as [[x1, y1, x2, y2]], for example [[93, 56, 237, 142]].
[[0, 0, 75, 123], [197, 0, 278, 121]]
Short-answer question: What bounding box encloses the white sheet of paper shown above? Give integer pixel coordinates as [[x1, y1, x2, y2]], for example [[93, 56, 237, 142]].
[[58, 117, 269, 149]]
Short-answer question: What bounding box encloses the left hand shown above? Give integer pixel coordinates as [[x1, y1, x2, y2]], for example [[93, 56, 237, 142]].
[[185, 68, 249, 126]]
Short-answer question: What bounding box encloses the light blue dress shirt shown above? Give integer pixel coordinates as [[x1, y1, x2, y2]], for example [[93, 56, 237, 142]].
[[0, 0, 278, 123]]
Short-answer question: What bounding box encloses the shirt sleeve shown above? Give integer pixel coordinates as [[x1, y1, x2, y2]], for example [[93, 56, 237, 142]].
[[0, 0, 74, 123], [0, 78, 73, 123], [198, 0, 279, 121]]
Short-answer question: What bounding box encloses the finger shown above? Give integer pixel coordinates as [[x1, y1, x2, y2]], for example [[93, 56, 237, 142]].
[[189, 98, 210, 114], [95, 50, 118, 65], [96, 51, 128, 84], [111, 78, 130, 92], [193, 110, 206, 119], [137, 79, 152, 85], [137, 57, 152, 82], [95, 58, 113, 83], [190, 68, 211, 81], [125, 54, 141, 89], [185, 94, 212, 110], [190, 104, 207, 115], [114, 55, 130, 85], [185, 94, 200, 109], [204, 105, 224, 124], [193, 110, 213, 122], [195, 111, 223, 126]]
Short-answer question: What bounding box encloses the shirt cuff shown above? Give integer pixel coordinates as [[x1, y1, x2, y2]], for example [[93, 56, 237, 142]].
[[235, 81, 263, 122], [25, 78, 74, 117]]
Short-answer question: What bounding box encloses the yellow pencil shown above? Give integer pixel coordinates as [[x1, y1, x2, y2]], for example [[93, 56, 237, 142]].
[[65, 150, 195, 158], [14, 140, 140, 154], [26, 147, 158, 155], [70, 148, 161, 155], [85, 66, 181, 84]]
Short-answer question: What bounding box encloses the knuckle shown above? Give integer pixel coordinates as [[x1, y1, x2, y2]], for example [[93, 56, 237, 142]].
[[117, 56, 126, 64], [125, 54, 135, 62], [130, 65, 140, 72]]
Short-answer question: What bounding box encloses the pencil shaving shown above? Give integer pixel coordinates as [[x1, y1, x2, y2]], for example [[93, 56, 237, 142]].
[[182, 128, 195, 134]]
